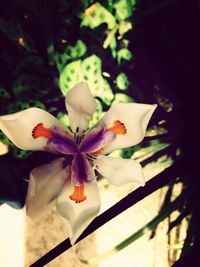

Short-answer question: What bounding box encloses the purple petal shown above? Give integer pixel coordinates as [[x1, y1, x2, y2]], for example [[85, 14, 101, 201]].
[[79, 123, 116, 153], [71, 153, 94, 185], [48, 126, 78, 154]]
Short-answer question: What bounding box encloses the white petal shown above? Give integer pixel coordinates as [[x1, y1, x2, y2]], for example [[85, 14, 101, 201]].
[[101, 103, 157, 153], [65, 82, 96, 133], [0, 108, 66, 150], [56, 182, 100, 245], [95, 155, 145, 186], [26, 158, 69, 218]]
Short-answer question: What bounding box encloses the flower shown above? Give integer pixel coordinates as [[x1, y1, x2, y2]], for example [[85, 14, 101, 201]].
[[0, 82, 157, 244]]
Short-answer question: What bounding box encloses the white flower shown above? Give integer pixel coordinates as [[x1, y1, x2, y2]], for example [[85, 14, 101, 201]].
[[0, 82, 157, 244]]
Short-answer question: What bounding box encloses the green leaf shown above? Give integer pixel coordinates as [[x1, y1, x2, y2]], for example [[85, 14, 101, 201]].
[[118, 21, 132, 35], [114, 193, 186, 252], [13, 74, 49, 100], [67, 40, 87, 58], [112, 93, 134, 105], [59, 55, 114, 105], [13, 56, 44, 78], [103, 24, 118, 50], [133, 140, 170, 163], [0, 132, 12, 145], [0, 153, 27, 208], [56, 40, 87, 71], [119, 146, 135, 159], [81, 0, 94, 10], [30, 100, 45, 110], [81, 2, 116, 29], [117, 48, 133, 64], [0, 85, 10, 99], [12, 148, 30, 159], [81, 55, 114, 104], [0, 17, 18, 42], [59, 60, 81, 95], [110, 38, 117, 58], [5, 100, 45, 115], [57, 112, 70, 128], [115, 73, 129, 90], [114, 0, 133, 21]]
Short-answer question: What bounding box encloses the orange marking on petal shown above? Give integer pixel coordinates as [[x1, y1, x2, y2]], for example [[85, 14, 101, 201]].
[[69, 183, 87, 204], [32, 123, 52, 139], [106, 120, 126, 135], [92, 148, 104, 156]]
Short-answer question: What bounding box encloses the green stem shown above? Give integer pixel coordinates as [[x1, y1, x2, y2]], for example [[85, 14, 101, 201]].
[[103, 24, 119, 49], [83, 192, 186, 265]]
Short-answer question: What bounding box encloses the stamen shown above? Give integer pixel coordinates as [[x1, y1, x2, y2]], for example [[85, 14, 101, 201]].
[[80, 134, 84, 141], [92, 148, 104, 156], [69, 183, 87, 203], [106, 120, 126, 135], [86, 158, 94, 167], [32, 123, 52, 139], [75, 134, 84, 145], [62, 156, 73, 168], [86, 153, 96, 160]]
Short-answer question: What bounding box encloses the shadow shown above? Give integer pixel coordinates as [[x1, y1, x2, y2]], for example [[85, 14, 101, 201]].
[[0, 151, 59, 209], [0, 153, 27, 209], [171, 253, 199, 267]]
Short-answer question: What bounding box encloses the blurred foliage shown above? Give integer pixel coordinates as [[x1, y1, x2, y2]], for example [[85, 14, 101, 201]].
[[0, 0, 136, 124], [117, 48, 133, 64], [115, 72, 129, 90], [59, 55, 114, 104], [0, 0, 139, 220], [81, 2, 116, 29], [0, 0, 198, 266], [56, 40, 87, 71]]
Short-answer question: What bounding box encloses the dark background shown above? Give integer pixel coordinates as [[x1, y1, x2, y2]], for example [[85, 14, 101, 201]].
[[0, 0, 200, 266]]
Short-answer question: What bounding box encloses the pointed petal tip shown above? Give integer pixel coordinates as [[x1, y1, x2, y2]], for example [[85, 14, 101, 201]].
[[65, 82, 96, 133], [70, 236, 77, 246], [95, 156, 146, 187], [140, 180, 145, 187], [152, 103, 158, 110], [56, 182, 101, 247], [145, 103, 157, 113]]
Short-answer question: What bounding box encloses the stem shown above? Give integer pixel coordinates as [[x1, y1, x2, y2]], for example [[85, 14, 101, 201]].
[[85, 192, 186, 265], [103, 24, 119, 49]]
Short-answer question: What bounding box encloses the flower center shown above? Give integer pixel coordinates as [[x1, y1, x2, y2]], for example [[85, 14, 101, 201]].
[[31, 121, 125, 205]]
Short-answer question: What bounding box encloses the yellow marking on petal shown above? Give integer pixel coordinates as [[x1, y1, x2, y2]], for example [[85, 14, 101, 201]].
[[32, 123, 52, 139], [69, 183, 87, 204], [106, 120, 126, 135]]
